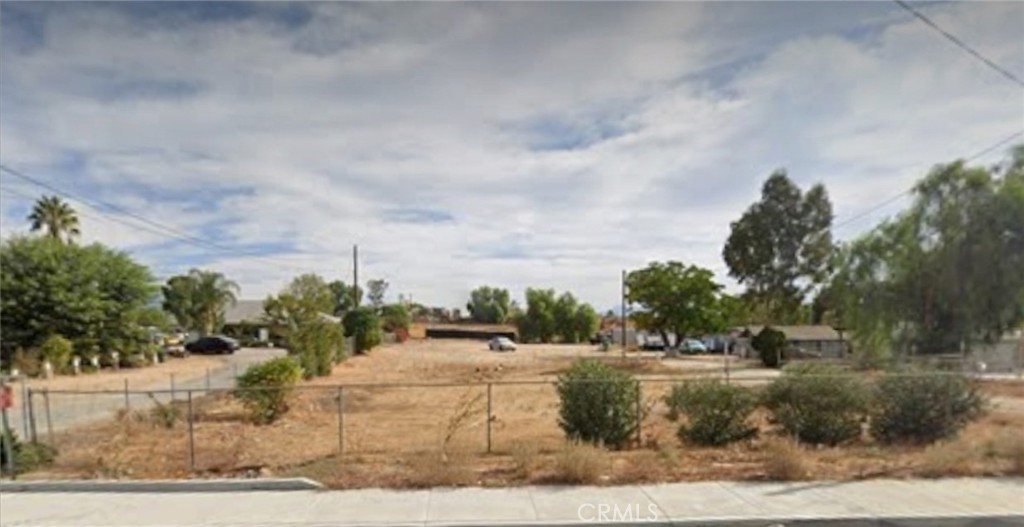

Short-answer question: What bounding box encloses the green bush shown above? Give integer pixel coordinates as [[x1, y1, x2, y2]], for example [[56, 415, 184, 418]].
[[39, 335, 73, 373], [752, 327, 786, 368], [0, 431, 57, 475], [234, 357, 303, 424], [289, 319, 345, 379], [343, 307, 382, 354], [665, 380, 758, 446], [872, 370, 985, 445], [120, 353, 149, 369], [556, 359, 638, 448], [763, 363, 869, 445], [11, 348, 41, 377]]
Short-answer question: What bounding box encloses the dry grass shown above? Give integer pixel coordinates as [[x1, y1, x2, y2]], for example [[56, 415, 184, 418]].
[[509, 442, 540, 480], [32, 339, 1024, 487], [407, 450, 476, 488], [761, 437, 810, 481], [552, 442, 607, 484], [917, 441, 978, 478]]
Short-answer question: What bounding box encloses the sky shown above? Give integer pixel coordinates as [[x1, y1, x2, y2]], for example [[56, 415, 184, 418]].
[[1, 1, 1022, 312]]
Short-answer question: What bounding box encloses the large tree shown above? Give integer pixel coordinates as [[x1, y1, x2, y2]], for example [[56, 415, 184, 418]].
[[264, 273, 335, 338], [27, 195, 80, 244], [723, 171, 834, 322], [366, 279, 389, 308], [1, 237, 155, 358], [328, 280, 363, 315], [161, 269, 239, 335], [626, 261, 728, 345], [833, 148, 1024, 356], [466, 286, 512, 324], [516, 288, 598, 343]]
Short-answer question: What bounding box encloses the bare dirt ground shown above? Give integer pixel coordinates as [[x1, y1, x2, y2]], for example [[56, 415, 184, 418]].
[[31, 339, 1024, 486]]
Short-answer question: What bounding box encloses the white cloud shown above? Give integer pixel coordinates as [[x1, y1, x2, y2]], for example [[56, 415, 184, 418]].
[[1, 2, 1021, 310]]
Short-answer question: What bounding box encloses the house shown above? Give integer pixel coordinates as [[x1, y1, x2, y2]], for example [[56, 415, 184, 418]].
[[731, 325, 850, 359], [222, 299, 340, 345]]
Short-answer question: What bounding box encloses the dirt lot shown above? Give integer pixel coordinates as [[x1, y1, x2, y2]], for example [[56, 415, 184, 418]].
[[32, 339, 1024, 486]]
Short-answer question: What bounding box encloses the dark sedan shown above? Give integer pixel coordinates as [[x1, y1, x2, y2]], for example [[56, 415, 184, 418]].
[[184, 335, 240, 354]]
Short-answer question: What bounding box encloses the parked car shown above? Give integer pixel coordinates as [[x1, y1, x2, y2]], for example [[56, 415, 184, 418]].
[[679, 338, 708, 354], [185, 335, 240, 355], [641, 334, 666, 351], [488, 336, 517, 352]]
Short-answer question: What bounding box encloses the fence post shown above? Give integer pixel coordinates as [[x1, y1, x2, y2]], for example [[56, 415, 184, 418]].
[[337, 386, 345, 454], [43, 389, 54, 445], [26, 389, 38, 444], [206, 368, 211, 392], [1, 379, 16, 477], [635, 382, 642, 445], [20, 377, 29, 440], [123, 379, 130, 412], [724, 353, 731, 384], [171, 373, 176, 401], [187, 390, 195, 472], [486, 383, 493, 454]]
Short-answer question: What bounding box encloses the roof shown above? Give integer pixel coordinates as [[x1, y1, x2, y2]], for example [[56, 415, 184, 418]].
[[223, 300, 340, 325], [733, 325, 845, 341], [224, 300, 266, 325]]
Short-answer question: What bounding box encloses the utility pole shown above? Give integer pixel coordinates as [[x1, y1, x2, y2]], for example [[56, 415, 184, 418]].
[[621, 269, 627, 356], [353, 244, 359, 308]]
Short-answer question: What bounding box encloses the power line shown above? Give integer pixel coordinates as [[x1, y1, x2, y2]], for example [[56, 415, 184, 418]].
[[0, 164, 313, 272], [893, 0, 1024, 88], [832, 129, 1024, 232]]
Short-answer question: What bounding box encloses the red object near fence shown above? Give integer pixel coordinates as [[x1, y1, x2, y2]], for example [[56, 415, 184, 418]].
[[0, 385, 12, 410]]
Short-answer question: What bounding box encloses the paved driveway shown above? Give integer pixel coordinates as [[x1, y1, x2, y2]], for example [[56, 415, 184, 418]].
[[3, 348, 285, 438]]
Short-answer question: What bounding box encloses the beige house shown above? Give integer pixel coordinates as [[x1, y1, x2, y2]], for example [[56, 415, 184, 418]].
[[732, 325, 850, 359]]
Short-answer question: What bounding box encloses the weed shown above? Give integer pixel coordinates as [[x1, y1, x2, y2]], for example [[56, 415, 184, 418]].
[[553, 442, 606, 484], [762, 437, 810, 481]]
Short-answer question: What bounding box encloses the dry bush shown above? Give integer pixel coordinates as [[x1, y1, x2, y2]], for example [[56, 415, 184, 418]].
[[509, 442, 540, 480], [407, 450, 474, 488], [442, 389, 485, 455], [553, 442, 607, 484], [762, 437, 810, 481], [917, 441, 977, 478], [985, 431, 1024, 476]]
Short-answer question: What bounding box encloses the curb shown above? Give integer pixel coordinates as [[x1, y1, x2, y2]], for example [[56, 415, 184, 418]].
[[0, 477, 324, 493]]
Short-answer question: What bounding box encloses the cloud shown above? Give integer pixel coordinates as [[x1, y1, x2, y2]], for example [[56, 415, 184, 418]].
[[1, 1, 1021, 311]]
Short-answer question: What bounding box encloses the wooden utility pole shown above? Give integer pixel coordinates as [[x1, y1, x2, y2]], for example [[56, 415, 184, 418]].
[[353, 245, 359, 308], [621, 269, 627, 356]]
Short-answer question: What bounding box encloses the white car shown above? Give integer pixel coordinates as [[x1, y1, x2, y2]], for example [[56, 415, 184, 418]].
[[488, 337, 517, 352]]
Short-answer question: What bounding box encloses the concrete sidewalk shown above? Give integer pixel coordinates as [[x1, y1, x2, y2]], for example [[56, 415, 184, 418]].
[[1, 478, 1022, 526]]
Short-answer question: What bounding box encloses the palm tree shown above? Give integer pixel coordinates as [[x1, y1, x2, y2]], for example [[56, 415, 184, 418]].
[[191, 269, 240, 335], [28, 195, 81, 244]]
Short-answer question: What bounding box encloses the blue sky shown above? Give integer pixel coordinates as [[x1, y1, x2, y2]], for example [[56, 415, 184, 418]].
[[1, 1, 1021, 311]]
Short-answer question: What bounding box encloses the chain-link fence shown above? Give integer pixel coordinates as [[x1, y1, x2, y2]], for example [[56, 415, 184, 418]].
[[4, 365, 1020, 478]]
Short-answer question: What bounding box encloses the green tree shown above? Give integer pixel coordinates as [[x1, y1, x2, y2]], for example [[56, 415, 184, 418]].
[[833, 149, 1024, 356], [466, 286, 512, 324], [366, 279, 389, 308], [27, 195, 80, 244], [161, 269, 238, 335], [0, 237, 155, 359], [516, 288, 598, 343], [264, 273, 335, 341], [723, 171, 834, 322], [626, 261, 728, 346], [343, 306, 383, 354], [380, 303, 411, 333], [328, 280, 362, 315]]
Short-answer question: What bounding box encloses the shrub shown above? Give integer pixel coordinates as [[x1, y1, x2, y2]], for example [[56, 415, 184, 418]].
[[917, 440, 977, 478], [553, 442, 606, 484], [752, 326, 786, 368], [556, 359, 638, 448], [289, 319, 345, 379], [120, 353, 149, 369], [234, 357, 303, 424], [872, 370, 985, 445], [11, 348, 41, 377], [343, 307, 383, 354], [761, 437, 809, 481], [39, 335, 73, 373], [509, 442, 540, 480], [0, 431, 57, 475], [408, 451, 473, 488], [664, 380, 758, 446], [763, 363, 869, 445]]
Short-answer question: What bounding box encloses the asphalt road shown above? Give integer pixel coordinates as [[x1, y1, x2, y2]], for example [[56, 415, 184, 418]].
[[3, 347, 285, 438]]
